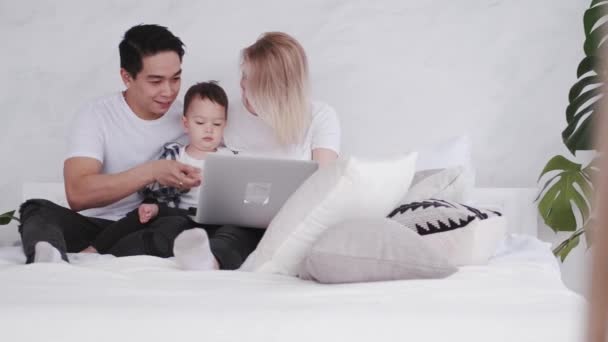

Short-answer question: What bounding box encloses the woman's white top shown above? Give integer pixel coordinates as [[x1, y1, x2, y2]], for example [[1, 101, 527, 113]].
[[223, 101, 341, 160]]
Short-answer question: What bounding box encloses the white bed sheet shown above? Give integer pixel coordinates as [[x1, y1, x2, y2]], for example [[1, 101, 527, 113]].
[[0, 234, 585, 342]]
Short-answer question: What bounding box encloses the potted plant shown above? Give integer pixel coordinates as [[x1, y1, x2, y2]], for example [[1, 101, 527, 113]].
[[537, 0, 605, 261], [0, 210, 19, 225]]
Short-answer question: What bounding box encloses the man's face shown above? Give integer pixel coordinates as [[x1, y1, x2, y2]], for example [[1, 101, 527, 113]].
[[122, 51, 182, 119]]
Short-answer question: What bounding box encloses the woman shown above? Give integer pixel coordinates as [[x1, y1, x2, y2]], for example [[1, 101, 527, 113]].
[[173, 32, 342, 270], [223, 31, 340, 164]]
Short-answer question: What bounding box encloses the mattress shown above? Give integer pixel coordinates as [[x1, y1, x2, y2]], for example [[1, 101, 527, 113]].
[[0, 234, 585, 342]]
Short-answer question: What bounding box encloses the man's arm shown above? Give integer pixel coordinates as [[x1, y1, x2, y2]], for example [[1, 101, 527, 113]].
[[64, 157, 201, 212]]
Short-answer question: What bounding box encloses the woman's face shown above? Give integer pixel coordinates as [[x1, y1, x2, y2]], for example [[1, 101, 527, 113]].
[[240, 62, 257, 116]]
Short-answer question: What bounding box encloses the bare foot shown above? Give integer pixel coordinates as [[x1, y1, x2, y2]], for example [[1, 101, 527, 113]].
[[138, 203, 159, 224], [80, 246, 98, 253]]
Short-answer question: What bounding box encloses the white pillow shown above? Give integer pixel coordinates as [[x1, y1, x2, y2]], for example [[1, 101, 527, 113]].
[[253, 153, 418, 275], [388, 199, 506, 266], [422, 215, 507, 265], [416, 136, 474, 200], [404, 166, 466, 203]]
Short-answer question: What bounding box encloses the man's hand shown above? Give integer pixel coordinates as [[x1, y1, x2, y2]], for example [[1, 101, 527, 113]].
[[138, 203, 160, 224], [151, 160, 201, 190]]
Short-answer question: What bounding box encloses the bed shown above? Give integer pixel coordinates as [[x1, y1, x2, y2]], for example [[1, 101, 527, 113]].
[[0, 184, 586, 341]]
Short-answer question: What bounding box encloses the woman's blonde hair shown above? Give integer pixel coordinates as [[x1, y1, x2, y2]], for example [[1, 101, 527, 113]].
[[241, 32, 311, 145]]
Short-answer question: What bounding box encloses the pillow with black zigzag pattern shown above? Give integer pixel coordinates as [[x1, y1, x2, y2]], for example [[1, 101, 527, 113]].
[[388, 199, 507, 266]]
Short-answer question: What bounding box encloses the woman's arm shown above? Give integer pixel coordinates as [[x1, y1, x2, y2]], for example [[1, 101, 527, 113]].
[[310, 103, 340, 167], [312, 148, 338, 167]]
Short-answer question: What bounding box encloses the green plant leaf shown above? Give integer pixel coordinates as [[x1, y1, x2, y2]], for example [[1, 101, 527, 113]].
[[553, 227, 585, 262], [537, 156, 593, 232], [584, 21, 608, 56], [584, 4, 608, 37], [535, 173, 561, 202], [555, 235, 581, 262], [0, 210, 17, 225], [563, 110, 596, 154], [577, 56, 600, 77], [562, 84, 601, 154], [563, 104, 594, 140], [569, 75, 601, 102], [538, 155, 582, 181], [566, 87, 602, 122]]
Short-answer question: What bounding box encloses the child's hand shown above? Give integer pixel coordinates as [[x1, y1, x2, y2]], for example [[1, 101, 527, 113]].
[[139, 203, 159, 224]]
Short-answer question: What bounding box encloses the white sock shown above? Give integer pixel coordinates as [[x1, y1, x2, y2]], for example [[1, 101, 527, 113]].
[[173, 228, 219, 270], [34, 241, 65, 263]]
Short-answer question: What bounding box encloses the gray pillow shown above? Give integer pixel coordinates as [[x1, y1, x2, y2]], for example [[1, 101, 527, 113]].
[[298, 218, 457, 284]]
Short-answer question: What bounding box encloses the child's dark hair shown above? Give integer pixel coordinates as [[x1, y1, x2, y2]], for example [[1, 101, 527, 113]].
[[183, 81, 229, 116], [119, 24, 185, 79]]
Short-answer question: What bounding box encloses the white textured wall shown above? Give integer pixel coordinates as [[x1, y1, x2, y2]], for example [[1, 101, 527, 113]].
[[0, 0, 591, 288], [0, 0, 587, 209]]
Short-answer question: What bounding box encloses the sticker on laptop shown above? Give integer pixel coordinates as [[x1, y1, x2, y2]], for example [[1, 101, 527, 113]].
[[244, 182, 272, 205]]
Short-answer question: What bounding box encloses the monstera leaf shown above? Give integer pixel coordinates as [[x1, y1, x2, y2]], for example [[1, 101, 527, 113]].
[[553, 229, 582, 262], [552, 216, 597, 262], [0, 210, 19, 225], [537, 155, 595, 232], [562, 2, 607, 153]]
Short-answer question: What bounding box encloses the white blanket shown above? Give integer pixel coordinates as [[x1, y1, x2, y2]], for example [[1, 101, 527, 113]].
[[0, 235, 585, 342]]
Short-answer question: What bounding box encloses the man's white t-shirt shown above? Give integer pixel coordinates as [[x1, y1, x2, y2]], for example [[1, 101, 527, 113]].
[[66, 92, 186, 221], [223, 101, 341, 160], [177, 146, 233, 210]]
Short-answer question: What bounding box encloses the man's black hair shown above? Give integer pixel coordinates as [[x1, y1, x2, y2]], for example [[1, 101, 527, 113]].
[[119, 24, 185, 78]]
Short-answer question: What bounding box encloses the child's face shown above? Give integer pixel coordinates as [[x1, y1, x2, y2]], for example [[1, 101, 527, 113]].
[[183, 97, 226, 153]]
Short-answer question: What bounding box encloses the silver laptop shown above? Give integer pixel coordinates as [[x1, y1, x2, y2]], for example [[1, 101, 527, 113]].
[[193, 154, 319, 228]]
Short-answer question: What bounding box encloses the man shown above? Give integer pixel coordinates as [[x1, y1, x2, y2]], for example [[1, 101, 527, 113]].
[[19, 24, 200, 263]]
